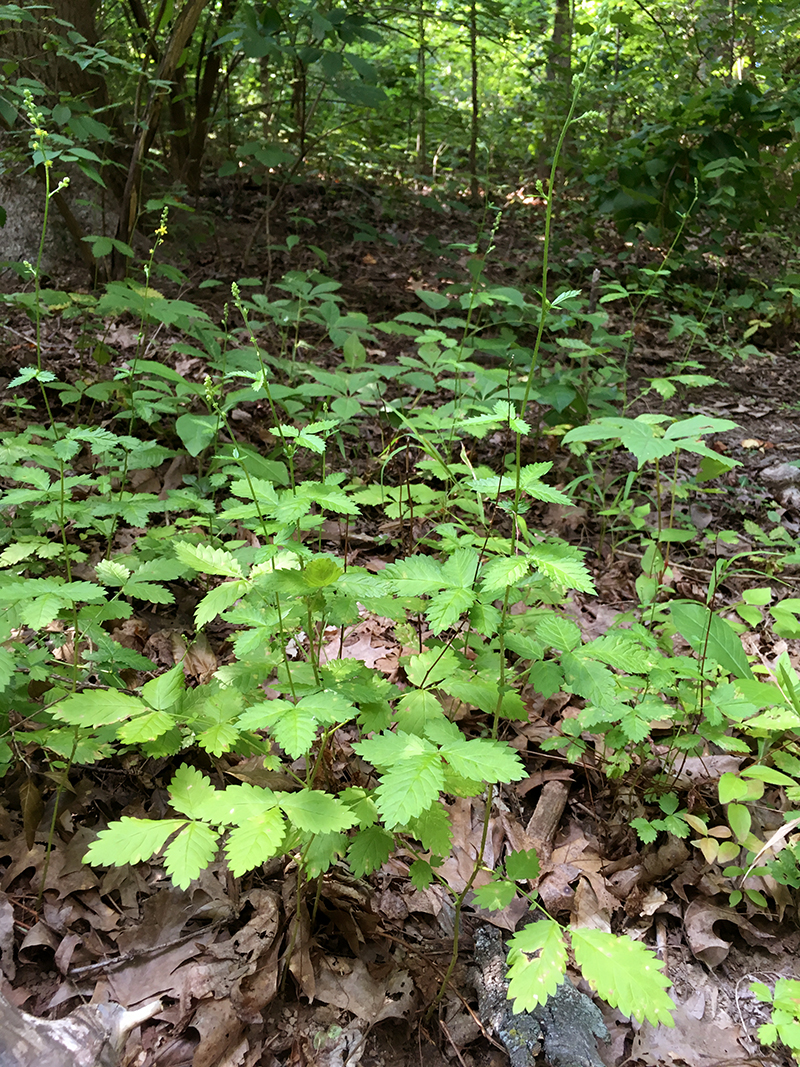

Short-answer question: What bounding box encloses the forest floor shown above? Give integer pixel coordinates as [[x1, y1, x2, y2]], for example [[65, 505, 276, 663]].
[[1, 179, 800, 1067]]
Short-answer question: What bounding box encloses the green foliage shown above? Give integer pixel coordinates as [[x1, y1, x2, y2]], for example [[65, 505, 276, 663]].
[[506, 921, 675, 1027], [753, 979, 800, 1062]]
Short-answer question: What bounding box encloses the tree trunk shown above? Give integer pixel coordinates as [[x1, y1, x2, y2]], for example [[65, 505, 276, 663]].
[[113, 0, 211, 274]]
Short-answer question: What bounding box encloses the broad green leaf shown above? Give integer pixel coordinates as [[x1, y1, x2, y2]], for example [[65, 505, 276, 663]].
[[374, 752, 445, 828], [117, 708, 175, 744], [409, 859, 435, 889], [426, 586, 475, 633], [562, 652, 616, 705], [416, 289, 450, 310], [441, 675, 500, 714], [173, 542, 244, 578], [164, 821, 220, 889], [355, 730, 433, 770], [441, 548, 480, 587], [404, 802, 452, 854], [298, 691, 358, 725], [563, 416, 675, 467], [383, 555, 443, 595], [670, 602, 753, 680], [225, 809, 286, 875], [195, 579, 249, 628], [440, 737, 525, 784], [718, 772, 749, 803], [570, 927, 675, 1027], [347, 825, 394, 877], [303, 557, 343, 587], [197, 720, 241, 756], [505, 848, 541, 881], [280, 791, 358, 834], [534, 615, 581, 652], [506, 920, 569, 1011], [395, 689, 447, 734], [84, 817, 186, 867], [175, 413, 218, 456], [481, 555, 532, 594], [264, 701, 319, 759], [53, 689, 147, 727], [528, 542, 595, 593], [141, 663, 185, 711], [404, 648, 461, 688], [169, 764, 219, 819], [726, 803, 751, 843], [302, 831, 348, 877], [472, 879, 517, 911]]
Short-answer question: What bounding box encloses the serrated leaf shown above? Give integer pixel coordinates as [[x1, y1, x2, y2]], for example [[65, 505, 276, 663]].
[[534, 615, 581, 652], [404, 801, 452, 854], [505, 848, 540, 881], [383, 555, 443, 595], [225, 809, 286, 876], [85, 817, 186, 867], [141, 663, 185, 711], [528, 542, 595, 593], [409, 859, 435, 889], [262, 700, 318, 759], [472, 879, 517, 911], [163, 821, 220, 889], [169, 764, 219, 819], [426, 586, 475, 633], [373, 751, 445, 828], [396, 689, 447, 733], [117, 708, 176, 744], [195, 579, 249, 628], [173, 541, 244, 578], [404, 648, 461, 688], [198, 720, 241, 756], [280, 791, 358, 834], [506, 920, 569, 1011], [570, 927, 675, 1027], [53, 689, 147, 727], [481, 555, 532, 594], [440, 737, 525, 784], [347, 825, 395, 877], [95, 559, 131, 585]]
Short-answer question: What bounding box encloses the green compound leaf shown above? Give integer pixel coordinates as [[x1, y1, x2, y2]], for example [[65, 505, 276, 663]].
[[440, 737, 525, 784], [472, 878, 517, 911], [141, 662, 185, 711], [169, 763, 219, 819], [196, 579, 250, 629], [372, 748, 445, 828], [280, 791, 358, 834], [409, 859, 435, 889], [570, 927, 675, 1027], [480, 555, 533, 595], [163, 821, 220, 889], [426, 586, 476, 634], [505, 847, 540, 881], [506, 920, 569, 1012], [173, 541, 244, 578], [347, 825, 395, 877], [84, 816, 186, 867], [404, 801, 453, 855], [225, 808, 286, 876], [117, 708, 176, 744], [262, 700, 318, 759], [53, 689, 147, 727], [528, 542, 595, 594]]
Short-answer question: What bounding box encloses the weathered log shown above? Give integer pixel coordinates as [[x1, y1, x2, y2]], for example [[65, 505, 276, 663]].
[[0, 990, 160, 1067]]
